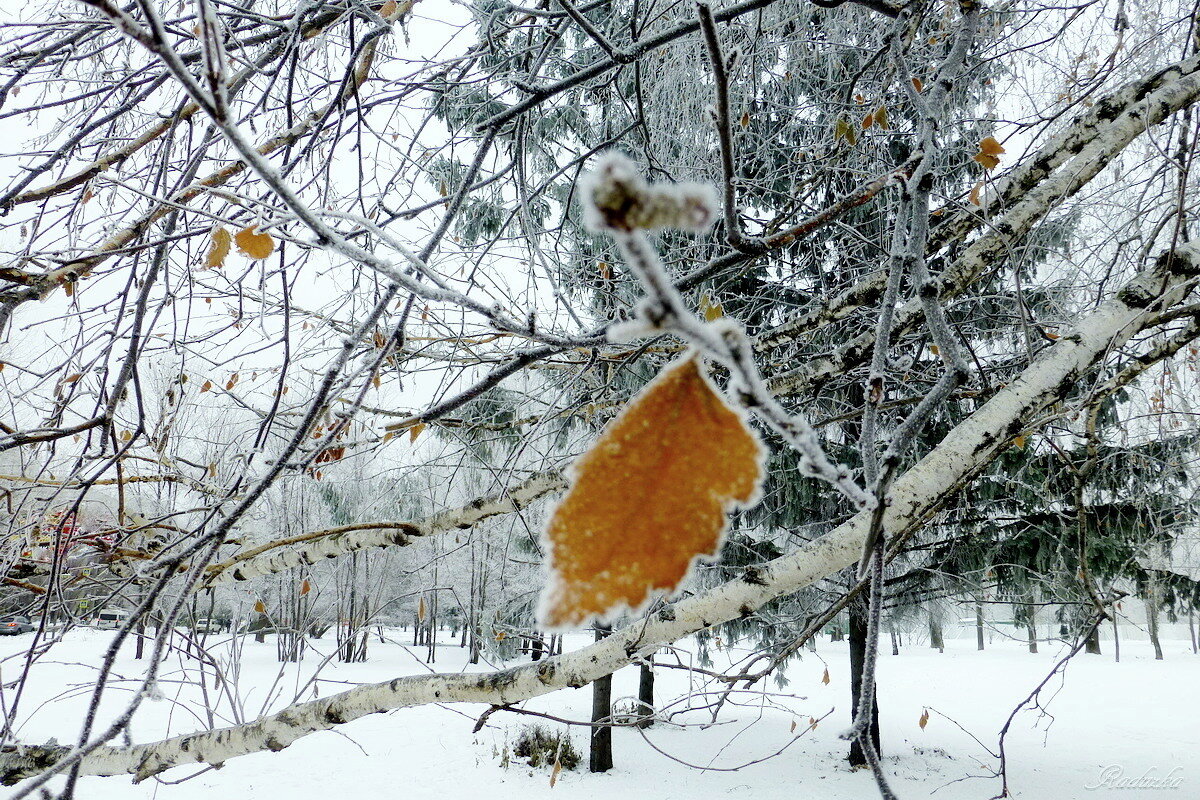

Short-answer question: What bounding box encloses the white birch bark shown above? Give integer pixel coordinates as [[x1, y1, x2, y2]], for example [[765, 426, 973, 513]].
[[200, 471, 566, 585], [763, 54, 1200, 390], [4, 245, 1196, 786]]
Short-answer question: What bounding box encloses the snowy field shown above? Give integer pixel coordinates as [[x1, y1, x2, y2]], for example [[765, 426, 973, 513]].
[[2, 629, 1196, 800]]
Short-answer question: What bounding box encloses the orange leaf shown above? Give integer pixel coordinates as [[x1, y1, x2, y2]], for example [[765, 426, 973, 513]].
[[205, 227, 232, 269], [409, 422, 426, 443], [537, 356, 764, 629], [234, 226, 275, 260], [974, 138, 1005, 172], [911, 76, 924, 93], [973, 152, 1001, 171], [254, 599, 266, 614], [969, 181, 983, 206], [200, 380, 212, 393], [979, 136, 1006, 156], [919, 709, 930, 730], [300, 579, 311, 595]]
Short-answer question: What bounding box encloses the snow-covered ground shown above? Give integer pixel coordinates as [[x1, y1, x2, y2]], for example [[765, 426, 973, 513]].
[[2, 629, 1196, 799]]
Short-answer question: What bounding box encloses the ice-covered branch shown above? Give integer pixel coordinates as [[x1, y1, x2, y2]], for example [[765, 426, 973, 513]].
[[5, 244, 1196, 787], [201, 471, 567, 585]]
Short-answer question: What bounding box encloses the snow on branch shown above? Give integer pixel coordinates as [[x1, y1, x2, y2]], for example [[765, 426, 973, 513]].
[[768, 55, 1200, 397], [757, 51, 1200, 365], [201, 471, 567, 585], [6, 244, 1194, 787]]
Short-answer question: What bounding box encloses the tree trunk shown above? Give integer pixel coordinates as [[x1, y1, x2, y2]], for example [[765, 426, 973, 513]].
[[637, 656, 655, 728], [975, 594, 985, 651], [1113, 611, 1120, 663], [1189, 607, 1197, 655], [1024, 601, 1038, 654], [1146, 579, 1164, 661], [1084, 625, 1102, 655], [848, 599, 881, 767], [928, 607, 944, 653], [589, 625, 613, 773], [889, 626, 899, 656]]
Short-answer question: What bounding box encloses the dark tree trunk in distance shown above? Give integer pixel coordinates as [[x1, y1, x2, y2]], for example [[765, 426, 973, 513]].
[[848, 599, 881, 767], [975, 594, 986, 651], [1085, 626, 1102, 655], [590, 625, 613, 773], [637, 657, 655, 728]]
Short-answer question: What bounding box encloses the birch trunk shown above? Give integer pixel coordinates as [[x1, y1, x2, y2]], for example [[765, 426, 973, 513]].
[[3, 247, 1197, 786]]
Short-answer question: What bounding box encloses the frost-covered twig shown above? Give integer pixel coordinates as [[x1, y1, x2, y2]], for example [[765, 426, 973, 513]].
[[4, 244, 1195, 786], [697, 2, 759, 253], [585, 153, 874, 510]]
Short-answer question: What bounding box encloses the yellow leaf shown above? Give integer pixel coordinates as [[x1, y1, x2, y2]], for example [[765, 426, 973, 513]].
[[418, 596, 427, 621], [973, 152, 1001, 171], [254, 599, 266, 614], [205, 227, 232, 269], [790, 719, 797, 733], [119, 430, 132, 441], [380, 0, 398, 15], [409, 422, 426, 443], [537, 356, 764, 629], [834, 118, 850, 141], [739, 111, 750, 128], [919, 709, 929, 730], [700, 291, 724, 321], [1013, 434, 1027, 450], [930, 344, 940, 356], [969, 180, 984, 206], [974, 138, 1005, 171], [875, 105, 889, 129], [234, 226, 275, 260], [208, 462, 217, 477], [979, 136, 1006, 156], [822, 668, 830, 685], [550, 758, 562, 788]]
